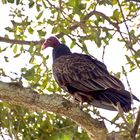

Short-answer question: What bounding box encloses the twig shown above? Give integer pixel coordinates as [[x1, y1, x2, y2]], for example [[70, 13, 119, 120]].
[[117, 0, 140, 58], [117, 29, 140, 70], [122, 66, 133, 94], [46, 0, 77, 24], [122, 66, 135, 125], [117, 0, 132, 45], [86, 107, 125, 129], [81, 10, 119, 29], [116, 0, 140, 72], [96, 113, 124, 129], [102, 46, 106, 63], [102, 31, 117, 62], [116, 102, 132, 131], [131, 107, 140, 140]]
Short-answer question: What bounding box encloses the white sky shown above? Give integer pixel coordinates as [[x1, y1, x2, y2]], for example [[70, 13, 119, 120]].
[[0, 1, 140, 138]]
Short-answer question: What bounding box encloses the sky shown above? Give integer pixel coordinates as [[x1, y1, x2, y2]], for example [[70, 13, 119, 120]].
[[0, 1, 140, 139]]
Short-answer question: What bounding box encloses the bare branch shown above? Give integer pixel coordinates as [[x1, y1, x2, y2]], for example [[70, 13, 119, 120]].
[[0, 81, 107, 140]]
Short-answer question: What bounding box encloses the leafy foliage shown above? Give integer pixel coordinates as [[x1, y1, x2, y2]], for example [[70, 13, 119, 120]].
[[0, 103, 89, 140], [0, 0, 140, 139]]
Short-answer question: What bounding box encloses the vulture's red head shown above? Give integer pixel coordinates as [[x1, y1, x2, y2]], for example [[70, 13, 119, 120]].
[[42, 36, 60, 49]]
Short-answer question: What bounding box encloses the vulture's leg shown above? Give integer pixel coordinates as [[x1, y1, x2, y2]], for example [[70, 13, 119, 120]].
[[67, 92, 82, 104], [71, 92, 85, 109]]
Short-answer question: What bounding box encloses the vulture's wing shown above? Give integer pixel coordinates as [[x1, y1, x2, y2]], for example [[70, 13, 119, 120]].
[[53, 53, 124, 92]]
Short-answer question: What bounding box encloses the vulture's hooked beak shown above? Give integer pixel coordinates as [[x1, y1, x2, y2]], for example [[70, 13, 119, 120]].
[[42, 40, 48, 50]]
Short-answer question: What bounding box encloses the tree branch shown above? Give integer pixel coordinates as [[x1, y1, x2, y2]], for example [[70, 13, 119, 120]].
[[117, 0, 140, 57], [0, 81, 107, 140], [131, 107, 140, 140], [82, 10, 119, 29], [0, 10, 119, 46], [0, 37, 44, 46]]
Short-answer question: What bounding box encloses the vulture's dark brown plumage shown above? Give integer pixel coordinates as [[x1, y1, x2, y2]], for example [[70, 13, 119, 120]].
[[43, 36, 139, 112]]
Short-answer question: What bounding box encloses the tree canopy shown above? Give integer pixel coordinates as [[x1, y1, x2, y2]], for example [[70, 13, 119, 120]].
[[0, 0, 140, 140]]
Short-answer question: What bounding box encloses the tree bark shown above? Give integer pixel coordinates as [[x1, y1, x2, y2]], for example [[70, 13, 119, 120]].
[[0, 81, 107, 140]]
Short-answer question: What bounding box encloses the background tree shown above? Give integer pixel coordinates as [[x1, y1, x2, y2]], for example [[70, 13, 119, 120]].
[[0, 0, 140, 140]]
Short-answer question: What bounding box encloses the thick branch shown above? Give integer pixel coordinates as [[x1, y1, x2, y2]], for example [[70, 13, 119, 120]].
[[0, 81, 107, 140]]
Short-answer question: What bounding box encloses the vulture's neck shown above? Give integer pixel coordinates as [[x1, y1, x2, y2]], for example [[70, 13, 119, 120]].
[[52, 44, 72, 60]]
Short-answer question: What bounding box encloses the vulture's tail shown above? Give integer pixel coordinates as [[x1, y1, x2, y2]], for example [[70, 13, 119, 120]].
[[91, 88, 139, 112]]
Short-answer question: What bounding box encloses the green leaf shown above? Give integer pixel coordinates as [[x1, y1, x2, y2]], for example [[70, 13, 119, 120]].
[[29, 55, 35, 63], [4, 56, 9, 62], [111, 113, 120, 123], [68, 0, 76, 7], [125, 55, 135, 69], [29, 0, 35, 8], [16, 0, 20, 5], [14, 54, 21, 58], [36, 11, 44, 20], [0, 47, 7, 53], [2, 0, 7, 4], [42, 79, 48, 89], [112, 0, 117, 5], [125, 55, 131, 63], [5, 27, 13, 32], [112, 9, 121, 21], [28, 27, 34, 34], [62, 132, 72, 140], [68, 0, 82, 14], [13, 45, 18, 54], [114, 9, 120, 19], [36, 3, 41, 12], [22, 67, 35, 81], [70, 40, 76, 48], [99, 0, 112, 5], [42, 0, 47, 8], [7, 0, 14, 3], [37, 30, 46, 37], [79, 3, 86, 10], [114, 72, 121, 79]]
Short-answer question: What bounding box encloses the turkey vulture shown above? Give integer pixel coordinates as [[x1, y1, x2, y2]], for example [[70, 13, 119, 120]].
[[43, 36, 139, 112]]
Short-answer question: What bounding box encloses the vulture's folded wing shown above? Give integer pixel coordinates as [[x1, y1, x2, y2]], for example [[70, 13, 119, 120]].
[[53, 54, 124, 92]]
